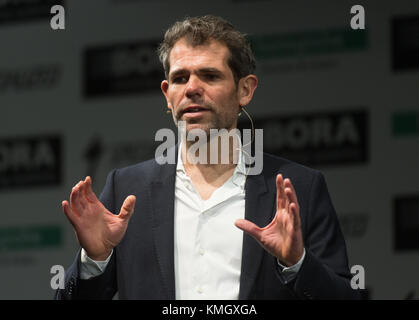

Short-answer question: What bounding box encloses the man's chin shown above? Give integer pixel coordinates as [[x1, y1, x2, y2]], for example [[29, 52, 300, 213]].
[[185, 123, 211, 136]]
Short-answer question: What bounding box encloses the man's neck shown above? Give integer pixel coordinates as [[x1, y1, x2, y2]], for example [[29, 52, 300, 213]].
[[181, 134, 240, 178], [179, 134, 241, 200]]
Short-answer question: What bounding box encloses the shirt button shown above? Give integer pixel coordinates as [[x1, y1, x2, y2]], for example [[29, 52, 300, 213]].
[[199, 248, 205, 256], [197, 287, 203, 294]]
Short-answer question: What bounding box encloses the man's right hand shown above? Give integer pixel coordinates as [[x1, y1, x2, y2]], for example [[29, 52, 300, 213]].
[[62, 176, 136, 261]]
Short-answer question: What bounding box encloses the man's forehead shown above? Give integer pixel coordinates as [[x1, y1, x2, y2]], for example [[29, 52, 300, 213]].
[[168, 38, 230, 71]]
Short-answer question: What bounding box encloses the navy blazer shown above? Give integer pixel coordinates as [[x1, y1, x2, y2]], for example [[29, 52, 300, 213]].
[[56, 152, 360, 300]]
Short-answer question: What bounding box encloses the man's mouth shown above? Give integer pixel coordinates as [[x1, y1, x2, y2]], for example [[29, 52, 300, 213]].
[[182, 106, 210, 114], [180, 106, 212, 120]]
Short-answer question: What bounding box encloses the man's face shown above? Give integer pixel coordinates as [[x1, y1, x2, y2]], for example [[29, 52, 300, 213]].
[[161, 38, 241, 134]]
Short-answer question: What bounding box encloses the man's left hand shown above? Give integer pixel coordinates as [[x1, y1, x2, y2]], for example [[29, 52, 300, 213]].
[[235, 174, 304, 267]]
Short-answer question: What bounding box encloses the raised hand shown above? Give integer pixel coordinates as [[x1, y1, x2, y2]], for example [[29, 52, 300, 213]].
[[62, 176, 136, 261], [235, 174, 304, 267]]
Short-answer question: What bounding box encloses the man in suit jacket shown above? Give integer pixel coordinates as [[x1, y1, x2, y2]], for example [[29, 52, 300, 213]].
[[56, 15, 360, 300]]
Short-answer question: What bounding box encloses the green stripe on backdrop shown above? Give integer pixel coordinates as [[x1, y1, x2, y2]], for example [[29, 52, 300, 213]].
[[0, 225, 62, 251], [393, 111, 419, 136], [250, 28, 368, 60]]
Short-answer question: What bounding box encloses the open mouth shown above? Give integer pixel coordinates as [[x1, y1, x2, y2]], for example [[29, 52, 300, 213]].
[[182, 106, 210, 115]]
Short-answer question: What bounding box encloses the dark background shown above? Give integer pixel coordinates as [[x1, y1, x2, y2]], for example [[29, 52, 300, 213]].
[[0, 0, 418, 299]]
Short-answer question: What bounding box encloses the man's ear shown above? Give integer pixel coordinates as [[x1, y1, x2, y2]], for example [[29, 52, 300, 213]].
[[238, 75, 258, 107], [161, 80, 172, 111]]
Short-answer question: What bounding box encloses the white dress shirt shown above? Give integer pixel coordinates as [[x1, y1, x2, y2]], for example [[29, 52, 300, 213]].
[[173, 142, 247, 299], [80, 139, 305, 298]]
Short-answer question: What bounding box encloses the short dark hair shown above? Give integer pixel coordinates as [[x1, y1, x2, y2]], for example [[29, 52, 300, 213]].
[[157, 15, 256, 85]]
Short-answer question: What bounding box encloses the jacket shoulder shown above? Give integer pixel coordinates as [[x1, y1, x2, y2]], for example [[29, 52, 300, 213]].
[[110, 158, 164, 184], [262, 153, 320, 180]]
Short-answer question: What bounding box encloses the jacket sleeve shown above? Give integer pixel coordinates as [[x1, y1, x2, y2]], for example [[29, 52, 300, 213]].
[[290, 171, 362, 299], [55, 170, 119, 300]]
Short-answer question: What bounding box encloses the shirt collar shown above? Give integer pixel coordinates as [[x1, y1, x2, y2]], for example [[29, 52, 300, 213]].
[[176, 133, 246, 187]]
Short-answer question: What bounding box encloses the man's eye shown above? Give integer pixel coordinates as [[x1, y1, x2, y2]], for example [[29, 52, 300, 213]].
[[173, 76, 187, 83], [205, 74, 218, 80]]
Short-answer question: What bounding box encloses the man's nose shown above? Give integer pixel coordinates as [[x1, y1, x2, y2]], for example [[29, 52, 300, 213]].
[[185, 75, 204, 98]]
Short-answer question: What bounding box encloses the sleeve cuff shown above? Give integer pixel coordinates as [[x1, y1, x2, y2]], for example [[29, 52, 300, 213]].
[[276, 248, 306, 284], [80, 248, 113, 280]]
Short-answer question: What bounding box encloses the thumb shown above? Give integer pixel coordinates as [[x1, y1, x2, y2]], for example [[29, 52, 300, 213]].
[[234, 219, 262, 243], [118, 195, 136, 220]]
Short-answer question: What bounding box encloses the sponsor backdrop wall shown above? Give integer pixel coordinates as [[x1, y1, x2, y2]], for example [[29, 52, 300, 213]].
[[0, 0, 418, 299]]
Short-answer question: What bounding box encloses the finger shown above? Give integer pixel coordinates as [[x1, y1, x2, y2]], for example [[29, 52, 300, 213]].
[[289, 202, 301, 228], [284, 178, 301, 227], [70, 181, 85, 214], [234, 219, 263, 243], [85, 176, 99, 203], [76, 181, 87, 210], [62, 200, 78, 227], [276, 174, 286, 211], [284, 187, 298, 212], [276, 174, 281, 211], [283, 192, 301, 229], [118, 195, 136, 220], [79, 179, 89, 204], [283, 193, 295, 226], [284, 178, 299, 207]]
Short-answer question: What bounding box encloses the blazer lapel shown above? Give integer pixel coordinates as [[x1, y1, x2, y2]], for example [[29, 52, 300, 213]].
[[148, 145, 275, 300], [149, 148, 177, 300], [239, 172, 276, 299]]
